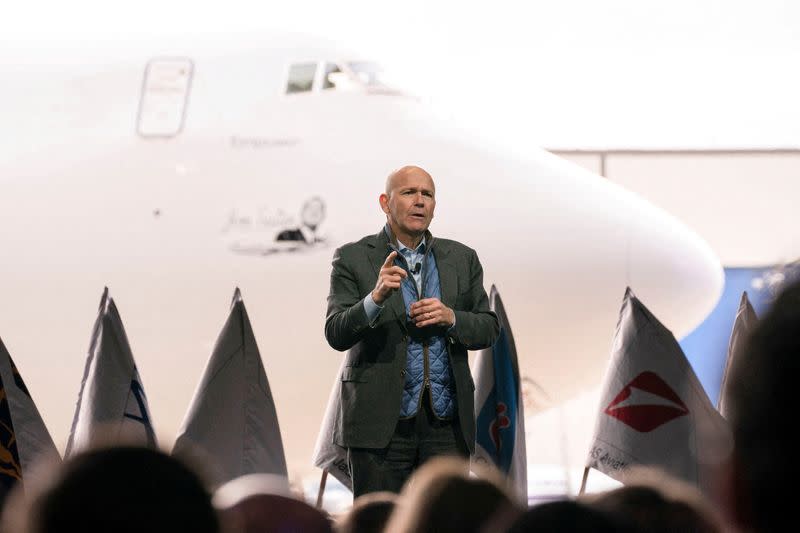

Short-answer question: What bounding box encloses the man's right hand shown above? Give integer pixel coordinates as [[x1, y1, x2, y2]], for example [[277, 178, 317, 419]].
[[372, 251, 407, 305]]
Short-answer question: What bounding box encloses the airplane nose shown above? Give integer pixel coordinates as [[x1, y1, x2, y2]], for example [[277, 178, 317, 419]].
[[625, 189, 723, 333], [428, 149, 723, 407]]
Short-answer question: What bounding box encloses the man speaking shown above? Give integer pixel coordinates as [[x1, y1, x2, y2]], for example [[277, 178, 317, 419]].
[[324, 165, 499, 496]]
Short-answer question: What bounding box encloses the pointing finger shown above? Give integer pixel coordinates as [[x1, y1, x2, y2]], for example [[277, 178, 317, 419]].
[[382, 251, 398, 268]]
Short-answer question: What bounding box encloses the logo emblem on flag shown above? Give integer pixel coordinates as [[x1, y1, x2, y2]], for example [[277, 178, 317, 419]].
[[1, 386, 23, 485], [489, 403, 511, 452], [604, 371, 688, 432]]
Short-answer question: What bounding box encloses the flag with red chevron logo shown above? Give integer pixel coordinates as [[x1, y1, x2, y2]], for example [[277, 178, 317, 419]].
[[585, 288, 731, 494]]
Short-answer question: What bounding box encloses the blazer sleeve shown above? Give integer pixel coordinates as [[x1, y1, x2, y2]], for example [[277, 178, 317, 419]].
[[448, 247, 500, 350], [324, 245, 372, 351]]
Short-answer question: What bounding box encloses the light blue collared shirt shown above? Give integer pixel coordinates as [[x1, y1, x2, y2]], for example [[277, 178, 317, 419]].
[[398, 238, 426, 295]]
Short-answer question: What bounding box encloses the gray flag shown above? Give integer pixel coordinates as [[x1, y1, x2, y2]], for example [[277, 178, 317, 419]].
[[172, 288, 288, 488], [717, 292, 758, 419]]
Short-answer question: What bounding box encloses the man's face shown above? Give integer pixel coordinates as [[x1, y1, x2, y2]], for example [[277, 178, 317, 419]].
[[380, 169, 436, 240]]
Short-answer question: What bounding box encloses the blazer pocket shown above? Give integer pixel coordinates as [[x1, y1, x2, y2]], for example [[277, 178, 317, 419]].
[[341, 367, 368, 383]]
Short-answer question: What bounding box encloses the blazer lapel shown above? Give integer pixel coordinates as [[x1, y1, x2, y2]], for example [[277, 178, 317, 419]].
[[433, 241, 458, 309]]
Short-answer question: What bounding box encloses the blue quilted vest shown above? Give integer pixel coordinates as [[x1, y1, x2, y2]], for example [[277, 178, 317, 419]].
[[395, 245, 455, 419]]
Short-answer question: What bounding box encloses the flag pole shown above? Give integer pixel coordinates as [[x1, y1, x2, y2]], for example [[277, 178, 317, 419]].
[[316, 469, 328, 508], [578, 467, 590, 496]]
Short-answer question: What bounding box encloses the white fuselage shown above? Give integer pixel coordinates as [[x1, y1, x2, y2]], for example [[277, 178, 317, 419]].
[[0, 34, 722, 481]]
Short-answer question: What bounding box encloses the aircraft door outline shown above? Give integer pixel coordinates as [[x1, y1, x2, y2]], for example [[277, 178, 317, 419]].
[[136, 57, 194, 138]]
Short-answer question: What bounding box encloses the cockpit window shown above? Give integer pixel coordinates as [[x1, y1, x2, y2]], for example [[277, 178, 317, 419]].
[[322, 63, 341, 90], [286, 63, 317, 93], [347, 62, 386, 87], [284, 60, 397, 95]]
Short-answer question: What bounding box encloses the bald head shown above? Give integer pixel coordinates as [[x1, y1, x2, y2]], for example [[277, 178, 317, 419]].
[[379, 165, 436, 248], [385, 166, 435, 197]]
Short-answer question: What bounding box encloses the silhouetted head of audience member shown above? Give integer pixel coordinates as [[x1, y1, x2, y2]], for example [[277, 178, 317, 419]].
[[383, 456, 519, 533], [8, 445, 219, 533], [336, 490, 398, 533], [217, 494, 333, 533], [503, 499, 635, 533], [213, 473, 333, 533], [724, 279, 800, 532], [585, 466, 724, 533]]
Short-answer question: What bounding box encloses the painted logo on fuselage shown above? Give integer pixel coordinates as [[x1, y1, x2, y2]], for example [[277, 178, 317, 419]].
[[223, 196, 329, 256]]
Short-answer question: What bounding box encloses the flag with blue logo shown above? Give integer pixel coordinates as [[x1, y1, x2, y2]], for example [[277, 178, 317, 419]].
[[1, 336, 60, 502], [66, 288, 156, 456], [472, 285, 527, 503], [172, 288, 288, 488]]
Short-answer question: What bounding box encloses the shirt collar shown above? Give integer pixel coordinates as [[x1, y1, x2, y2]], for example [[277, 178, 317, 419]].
[[384, 224, 426, 254], [397, 237, 425, 255]]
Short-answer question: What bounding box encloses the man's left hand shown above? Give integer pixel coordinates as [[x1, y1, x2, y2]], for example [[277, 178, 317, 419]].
[[410, 298, 455, 328]]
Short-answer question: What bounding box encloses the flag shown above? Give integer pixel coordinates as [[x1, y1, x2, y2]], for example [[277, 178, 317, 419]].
[[311, 358, 352, 491], [717, 291, 758, 419], [585, 288, 730, 494], [0, 337, 60, 499], [172, 288, 287, 487], [65, 288, 156, 456], [472, 285, 527, 504]]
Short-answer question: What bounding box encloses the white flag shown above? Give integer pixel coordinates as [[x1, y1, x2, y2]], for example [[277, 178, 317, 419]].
[[472, 285, 527, 504], [65, 288, 156, 457], [586, 288, 730, 494], [312, 358, 352, 491], [0, 337, 60, 497], [172, 288, 287, 487], [717, 291, 758, 419]]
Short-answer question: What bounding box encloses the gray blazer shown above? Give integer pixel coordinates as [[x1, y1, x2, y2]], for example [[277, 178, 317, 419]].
[[324, 228, 499, 452]]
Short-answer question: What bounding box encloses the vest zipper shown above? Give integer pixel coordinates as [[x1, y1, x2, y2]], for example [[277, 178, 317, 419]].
[[422, 344, 430, 393], [394, 234, 436, 414], [418, 251, 430, 407]]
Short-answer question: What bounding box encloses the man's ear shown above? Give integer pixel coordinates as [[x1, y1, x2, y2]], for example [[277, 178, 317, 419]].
[[379, 193, 390, 214]]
